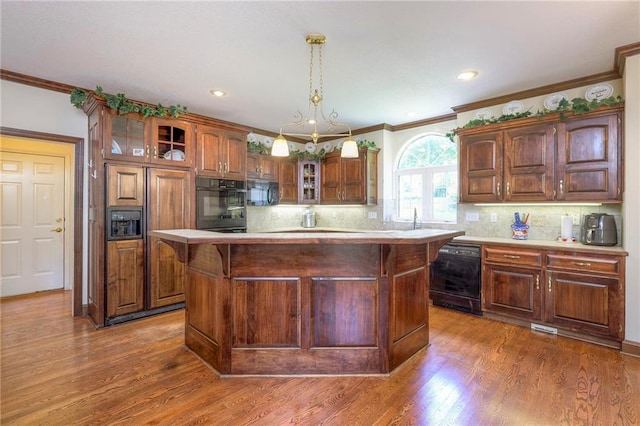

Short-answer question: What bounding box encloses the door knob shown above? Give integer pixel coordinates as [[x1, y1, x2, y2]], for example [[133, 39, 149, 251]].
[[51, 227, 63, 233]]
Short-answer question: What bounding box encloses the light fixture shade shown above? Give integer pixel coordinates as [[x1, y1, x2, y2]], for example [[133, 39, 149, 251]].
[[341, 138, 359, 158], [271, 135, 290, 157]]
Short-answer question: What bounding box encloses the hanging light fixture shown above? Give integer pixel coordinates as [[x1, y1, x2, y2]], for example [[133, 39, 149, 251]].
[[272, 34, 358, 158]]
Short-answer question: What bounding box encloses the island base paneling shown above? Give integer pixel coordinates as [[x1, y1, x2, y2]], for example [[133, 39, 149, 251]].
[[179, 240, 442, 375]]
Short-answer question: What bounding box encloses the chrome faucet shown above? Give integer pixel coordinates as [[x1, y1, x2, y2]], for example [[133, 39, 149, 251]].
[[413, 208, 418, 230]]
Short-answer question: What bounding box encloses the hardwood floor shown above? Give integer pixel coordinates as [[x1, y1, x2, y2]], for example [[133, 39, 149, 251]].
[[2, 290, 639, 425]]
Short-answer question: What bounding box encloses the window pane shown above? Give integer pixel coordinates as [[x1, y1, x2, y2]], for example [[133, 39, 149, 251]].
[[398, 174, 423, 219], [398, 135, 457, 169], [431, 170, 457, 221]]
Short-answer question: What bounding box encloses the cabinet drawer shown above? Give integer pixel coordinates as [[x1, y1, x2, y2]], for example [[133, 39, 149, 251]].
[[483, 246, 542, 267], [546, 253, 621, 276]]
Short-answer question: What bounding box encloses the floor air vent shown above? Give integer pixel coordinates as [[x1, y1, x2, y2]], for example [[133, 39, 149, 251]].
[[531, 323, 558, 334]]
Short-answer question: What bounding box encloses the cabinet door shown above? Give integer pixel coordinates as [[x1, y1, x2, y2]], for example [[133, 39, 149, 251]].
[[546, 271, 622, 339], [259, 155, 279, 181], [106, 165, 144, 206], [279, 158, 299, 204], [503, 124, 555, 202], [298, 160, 319, 204], [342, 154, 366, 204], [196, 125, 224, 176], [246, 152, 261, 179], [321, 154, 341, 204], [104, 112, 147, 162], [106, 239, 144, 317], [556, 113, 620, 201], [223, 130, 247, 180], [151, 118, 193, 167], [482, 263, 542, 321], [148, 168, 191, 308], [459, 132, 503, 202]]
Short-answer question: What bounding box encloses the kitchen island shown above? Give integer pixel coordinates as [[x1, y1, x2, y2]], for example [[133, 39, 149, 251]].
[[149, 228, 464, 376]]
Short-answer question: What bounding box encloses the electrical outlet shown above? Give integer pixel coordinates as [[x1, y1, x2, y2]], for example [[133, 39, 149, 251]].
[[572, 213, 581, 225], [368, 212, 377, 219], [490, 213, 498, 223], [465, 212, 480, 222]]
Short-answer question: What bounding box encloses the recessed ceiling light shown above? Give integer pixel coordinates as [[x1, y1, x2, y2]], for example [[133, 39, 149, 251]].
[[405, 112, 417, 118], [209, 89, 226, 97], [457, 70, 478, 81]]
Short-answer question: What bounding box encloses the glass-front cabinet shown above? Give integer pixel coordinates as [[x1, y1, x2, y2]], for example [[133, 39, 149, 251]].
[[151, 118, 193, 167], [105, 113, 147, 161], [299, 160, 320, 204]]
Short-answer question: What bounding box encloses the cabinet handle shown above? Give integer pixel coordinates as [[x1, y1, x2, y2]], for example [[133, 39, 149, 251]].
[[337, 189, 341, 200], [506, 182, 510, 195], [497, 182, 501, 197], [224, 163, 229, 173], [91, 170, 97, 179], [535, 275, 540, 290], [503, 254, 521, 259], [572, 261, 592, 267], [548, 277, 552, 292], [146, 145, 150, 158], [219, 161, 223, 172], [153, 146, 157, 159], [559, 179, 564, 195]]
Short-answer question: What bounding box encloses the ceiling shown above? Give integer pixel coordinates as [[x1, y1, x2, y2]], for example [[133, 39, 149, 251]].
[[1, 1, 639, 137]]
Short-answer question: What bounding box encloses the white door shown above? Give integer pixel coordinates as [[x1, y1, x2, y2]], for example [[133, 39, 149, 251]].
[[1, 151, 65, 296]]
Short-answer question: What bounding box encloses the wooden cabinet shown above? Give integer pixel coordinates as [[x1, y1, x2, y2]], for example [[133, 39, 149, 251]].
[[278, 157, 299, 204], [104, 112, 148, 162], [482, 246, 543, 321], [545, 251, 624, 340], [150, 118, 194, 168], [106, 239, 144, 317], [247, 152, 279, 181], [555, 113, 621, 201], [321, 148, 378, 205], [298, 160, 319, 204], [458, 107, 622, 203], [482, 243, 626, 346], [106, 165, 144, 206], [196, 125, 247, 180], [148, 168, 191, 308]]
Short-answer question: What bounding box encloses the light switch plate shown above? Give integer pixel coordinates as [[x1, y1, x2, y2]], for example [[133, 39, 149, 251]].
[[368, 212, 377, 219]]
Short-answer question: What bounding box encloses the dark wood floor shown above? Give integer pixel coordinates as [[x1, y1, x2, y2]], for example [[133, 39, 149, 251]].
[[2, 290, 639, 425]]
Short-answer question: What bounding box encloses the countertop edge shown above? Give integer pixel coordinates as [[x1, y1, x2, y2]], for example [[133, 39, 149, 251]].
[[148, 229, 465, 245], [454, 235, 629, 256]]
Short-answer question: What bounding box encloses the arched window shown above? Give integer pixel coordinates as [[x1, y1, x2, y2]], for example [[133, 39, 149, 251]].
[[396, 133, 457, 222]]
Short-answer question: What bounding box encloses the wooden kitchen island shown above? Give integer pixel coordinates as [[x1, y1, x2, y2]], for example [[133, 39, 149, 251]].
[[149, 228, 464, 376]]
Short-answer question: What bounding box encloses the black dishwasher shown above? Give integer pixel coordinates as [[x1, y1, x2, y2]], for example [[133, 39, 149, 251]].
[[429, 243, 482, 316]]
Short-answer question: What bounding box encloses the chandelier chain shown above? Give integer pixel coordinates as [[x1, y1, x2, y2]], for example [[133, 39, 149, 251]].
[[318, 44, 323, 98]]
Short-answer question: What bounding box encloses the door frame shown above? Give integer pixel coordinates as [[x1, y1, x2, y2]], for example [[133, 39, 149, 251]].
[[0, 127, 84, 317]]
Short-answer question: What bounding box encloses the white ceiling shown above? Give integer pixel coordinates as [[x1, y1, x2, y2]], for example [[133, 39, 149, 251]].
[[1, 1, 639, 136]]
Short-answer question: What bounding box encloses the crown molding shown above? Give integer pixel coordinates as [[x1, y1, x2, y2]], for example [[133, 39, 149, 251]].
[[451, 70, 620, 114], [614, 42, 640, 76]]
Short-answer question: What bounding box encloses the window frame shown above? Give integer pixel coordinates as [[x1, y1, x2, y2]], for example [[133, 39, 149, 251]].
[[394, 133, 458, 224]]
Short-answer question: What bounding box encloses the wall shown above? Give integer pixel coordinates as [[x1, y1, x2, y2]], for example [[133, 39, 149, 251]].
[[0, 80, 88, 302], [623, 54, 640, 346]]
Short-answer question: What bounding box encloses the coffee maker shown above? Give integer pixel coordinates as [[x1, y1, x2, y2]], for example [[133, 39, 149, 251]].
[[580, 213, 617, 246]]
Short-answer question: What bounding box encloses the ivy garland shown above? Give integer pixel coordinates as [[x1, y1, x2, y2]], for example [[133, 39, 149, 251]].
[[70, 86, 188, 118], [445, 95, 623, 142], [247, 139, 377, 161]]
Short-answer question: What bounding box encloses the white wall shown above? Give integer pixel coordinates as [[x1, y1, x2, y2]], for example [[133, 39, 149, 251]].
[[623, 55, 640, 344], [0, 80, 89, 302]]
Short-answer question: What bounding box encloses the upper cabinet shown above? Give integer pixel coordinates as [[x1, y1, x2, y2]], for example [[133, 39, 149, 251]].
[[105, 112, 147, 161], [195, 125, 247, 180], [247, 152, 279, 181], [299, 160, 320, 204], [458, 107, 622, 204], [278, 157, 299, 204], [321, 148, 379, 205], [150, 118, 194, 168]]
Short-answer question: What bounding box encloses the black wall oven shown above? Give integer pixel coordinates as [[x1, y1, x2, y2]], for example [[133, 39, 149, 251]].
[[429, 243, 482, 316], [196, 177, 247, 232]]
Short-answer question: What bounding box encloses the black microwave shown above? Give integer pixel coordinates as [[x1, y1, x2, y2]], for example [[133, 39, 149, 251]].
[[247, 179, 279, 206]]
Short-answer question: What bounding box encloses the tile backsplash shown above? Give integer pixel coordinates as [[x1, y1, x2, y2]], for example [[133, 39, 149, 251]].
[[247, 203, 623, 246]]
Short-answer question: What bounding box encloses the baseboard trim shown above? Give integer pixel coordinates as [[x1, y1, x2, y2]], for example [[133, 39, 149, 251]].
[[621, 339, 640, 357]]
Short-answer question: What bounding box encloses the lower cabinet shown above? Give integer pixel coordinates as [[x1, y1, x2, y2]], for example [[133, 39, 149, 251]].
[[106, 239, 144, 317], [545, 251, 624, 341], [482, 245, 625, 346]]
